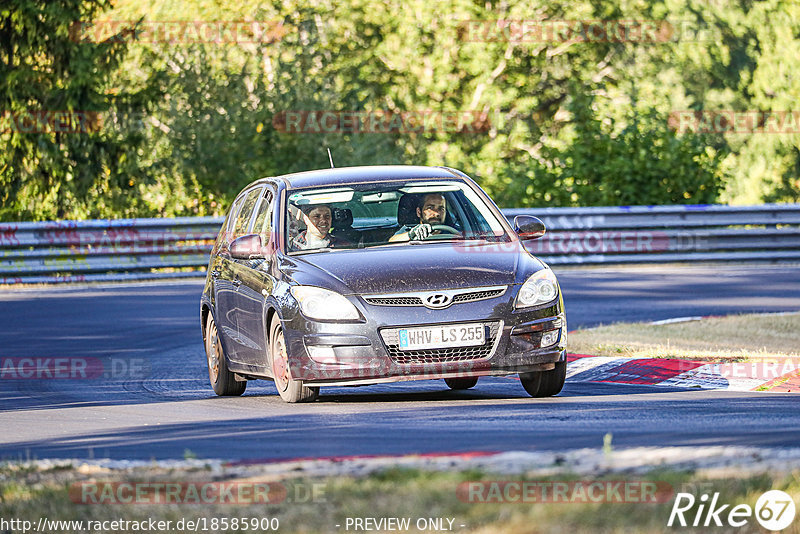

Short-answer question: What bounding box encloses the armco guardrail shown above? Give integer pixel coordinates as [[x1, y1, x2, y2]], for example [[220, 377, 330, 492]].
[[506, 204, 800, 265], [0, 217, 223, 284], [0, 204, 798, 283]]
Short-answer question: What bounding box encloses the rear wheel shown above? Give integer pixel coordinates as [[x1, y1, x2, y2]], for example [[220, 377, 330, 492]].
[[205, 313, 246, 396], [520, 360, 566, 398], [270, 318, 319, 403], [444, 377, 479, 390]]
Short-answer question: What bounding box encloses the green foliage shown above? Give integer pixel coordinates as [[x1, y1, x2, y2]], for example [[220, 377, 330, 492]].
[[0, 0, 147, 220], [1, 0, 798, 221], [516, 89, 726, 207]]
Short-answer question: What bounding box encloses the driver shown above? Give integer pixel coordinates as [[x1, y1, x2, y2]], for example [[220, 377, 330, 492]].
[[389, 193, 449, 242]]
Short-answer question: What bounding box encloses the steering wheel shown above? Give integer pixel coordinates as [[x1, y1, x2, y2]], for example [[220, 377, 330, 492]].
[[430, 224, 460, 234], [422, 224, 461, 240]]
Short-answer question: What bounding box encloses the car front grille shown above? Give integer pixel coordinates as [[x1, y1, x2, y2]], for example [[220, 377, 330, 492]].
[[452, 288, 505, 303], [379, 321, 502, 365], [365, 296, 423, 306], [364, 286, 506, 309]]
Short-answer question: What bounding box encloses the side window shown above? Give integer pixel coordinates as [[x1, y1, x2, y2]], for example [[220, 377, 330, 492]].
[[233, 187, 264, 238], [222, 194, 247, 245], [252, 189, 275, 244], [286, 203, 304, 245]]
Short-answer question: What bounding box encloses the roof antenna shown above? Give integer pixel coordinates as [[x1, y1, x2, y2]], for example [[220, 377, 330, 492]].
[[327, 147, 335, 168]]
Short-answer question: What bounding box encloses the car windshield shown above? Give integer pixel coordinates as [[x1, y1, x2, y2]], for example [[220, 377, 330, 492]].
[[285, 180, 510, 253]]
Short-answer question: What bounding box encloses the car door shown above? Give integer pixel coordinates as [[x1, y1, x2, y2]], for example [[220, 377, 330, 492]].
[[235, 187, 277, 368], [213, 192, 247, 360], [217, 185, 264, 363]]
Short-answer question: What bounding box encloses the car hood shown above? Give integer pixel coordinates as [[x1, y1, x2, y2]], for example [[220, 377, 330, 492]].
[[281, 241, 544, 295]]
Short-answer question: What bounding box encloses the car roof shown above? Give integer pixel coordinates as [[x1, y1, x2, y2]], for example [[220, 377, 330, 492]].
[[264, 165, 464, 189]]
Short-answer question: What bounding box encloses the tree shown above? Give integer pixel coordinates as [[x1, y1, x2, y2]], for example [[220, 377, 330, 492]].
[[0, 0, 145, 221], [530, 89, 726, 207]]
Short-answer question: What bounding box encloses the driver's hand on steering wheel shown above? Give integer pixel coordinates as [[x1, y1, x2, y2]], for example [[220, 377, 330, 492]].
[[408, 223, 432, 240]]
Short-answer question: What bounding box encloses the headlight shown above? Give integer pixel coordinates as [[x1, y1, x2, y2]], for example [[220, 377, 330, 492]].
[[290, 286, 360, 321], [515, 269, 559, 309]]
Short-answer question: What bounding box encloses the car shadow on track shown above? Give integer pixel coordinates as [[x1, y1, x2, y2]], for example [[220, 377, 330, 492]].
[[0, 375, 710, 413], [3, 392, 798, 462], [311, 378, 698, 403]]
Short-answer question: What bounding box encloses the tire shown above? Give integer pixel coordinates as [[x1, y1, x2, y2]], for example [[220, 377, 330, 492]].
[[537, 359, 567, 397], [269, 318, 319, 403], [205, 313, 246, 397], [519, 371, 542, 397], [520, 360, 567, 398], [444, 377, 479, 390]]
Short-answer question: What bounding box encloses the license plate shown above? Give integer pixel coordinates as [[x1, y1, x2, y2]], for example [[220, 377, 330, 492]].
[[398, 323, 485, 350]]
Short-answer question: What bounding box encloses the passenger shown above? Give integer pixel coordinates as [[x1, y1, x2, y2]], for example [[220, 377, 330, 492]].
[[291, 204, 350, 250]]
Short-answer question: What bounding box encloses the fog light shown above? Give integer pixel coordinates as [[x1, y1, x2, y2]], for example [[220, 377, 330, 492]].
[[307, 345, 336, 363], [541, 329, 560, 348]]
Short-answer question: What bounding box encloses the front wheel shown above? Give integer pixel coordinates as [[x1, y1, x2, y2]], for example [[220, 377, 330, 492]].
[[519, 371, 542, 397], [520, 360, 566, 398], [444, 377, 479, 390], [205, 313, 246, 396], [270, 318, 319, 403]]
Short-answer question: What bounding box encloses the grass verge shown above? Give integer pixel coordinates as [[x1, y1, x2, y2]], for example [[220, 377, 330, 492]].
[[568, 312, 800, 362], [1, 464, 799, 533]]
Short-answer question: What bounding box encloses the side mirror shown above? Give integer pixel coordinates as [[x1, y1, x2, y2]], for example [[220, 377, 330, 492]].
[[513, 215, 546, 240], [230, 234, 265, 260]]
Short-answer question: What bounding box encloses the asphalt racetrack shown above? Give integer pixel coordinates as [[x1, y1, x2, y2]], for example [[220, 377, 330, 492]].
[[1, 264, 799, 461]]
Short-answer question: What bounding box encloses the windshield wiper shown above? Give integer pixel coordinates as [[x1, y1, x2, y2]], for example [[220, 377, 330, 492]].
[[408, 238, 463, 244], [360, 242, 408, 249], [460, 236, 510, 243], [290, 248, 333, 255]]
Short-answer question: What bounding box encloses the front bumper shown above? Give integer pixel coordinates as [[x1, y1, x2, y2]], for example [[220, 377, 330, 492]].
[[282, 292, 566, 386]]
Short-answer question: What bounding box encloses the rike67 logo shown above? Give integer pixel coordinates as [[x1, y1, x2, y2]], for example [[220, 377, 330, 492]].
[[668, 490, 796, 531]]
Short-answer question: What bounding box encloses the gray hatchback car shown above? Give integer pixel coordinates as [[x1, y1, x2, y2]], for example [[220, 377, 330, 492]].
[[200, 165, 567, 402]]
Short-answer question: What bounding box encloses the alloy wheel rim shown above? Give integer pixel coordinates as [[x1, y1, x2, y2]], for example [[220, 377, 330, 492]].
[[273, 329, 290, 391], [207, 321, 220, 383]]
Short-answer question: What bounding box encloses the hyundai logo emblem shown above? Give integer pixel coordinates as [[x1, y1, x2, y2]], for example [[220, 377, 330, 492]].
[[424, 293, 452, 309]]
